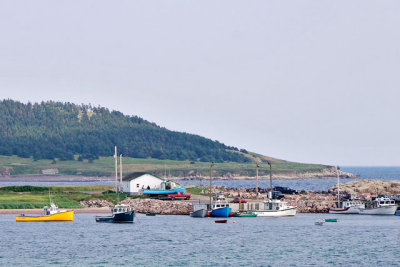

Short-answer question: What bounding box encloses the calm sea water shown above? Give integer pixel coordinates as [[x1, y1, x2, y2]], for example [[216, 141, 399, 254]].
[[0, 213, 399, 266], [2, 166, 400, 191]]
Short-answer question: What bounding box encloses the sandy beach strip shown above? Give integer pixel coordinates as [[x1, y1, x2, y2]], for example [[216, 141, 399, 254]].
[[0, 207, 112, 214]]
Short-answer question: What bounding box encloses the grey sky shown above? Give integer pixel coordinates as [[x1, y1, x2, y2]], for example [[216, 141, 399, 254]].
[[1, 1, 399, 166]]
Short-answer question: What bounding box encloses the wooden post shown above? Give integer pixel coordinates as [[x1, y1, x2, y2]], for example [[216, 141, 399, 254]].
[[256, 164, 259, 199], [209, 162, 214, 206]]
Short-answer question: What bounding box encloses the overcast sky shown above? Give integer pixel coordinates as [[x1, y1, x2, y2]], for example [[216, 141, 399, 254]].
[[1, 1, 399, 166]]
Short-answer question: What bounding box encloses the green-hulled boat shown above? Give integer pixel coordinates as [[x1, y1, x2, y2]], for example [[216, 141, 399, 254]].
[[239, 214, 257, 217], [325, 218, 337, 222]]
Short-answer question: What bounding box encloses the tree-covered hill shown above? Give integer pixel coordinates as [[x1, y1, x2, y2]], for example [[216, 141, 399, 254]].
[[0, 100, 251, 163]]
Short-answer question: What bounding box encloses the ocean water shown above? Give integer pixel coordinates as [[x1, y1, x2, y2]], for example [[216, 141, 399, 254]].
[[0, 213, 399, 266]]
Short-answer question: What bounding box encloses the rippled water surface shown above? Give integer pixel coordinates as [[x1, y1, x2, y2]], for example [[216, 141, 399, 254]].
[[1, 213, 399, 266]]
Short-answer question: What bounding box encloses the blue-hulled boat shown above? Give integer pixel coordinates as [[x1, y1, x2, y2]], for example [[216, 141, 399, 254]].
[[143, 187, 186, 195], [143, 180, 186, 196], [209, 193, 232, 218], [95, 204, 135, 223]]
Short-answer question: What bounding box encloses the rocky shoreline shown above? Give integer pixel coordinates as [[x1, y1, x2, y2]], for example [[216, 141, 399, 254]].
[[78, 180, 400, 214]]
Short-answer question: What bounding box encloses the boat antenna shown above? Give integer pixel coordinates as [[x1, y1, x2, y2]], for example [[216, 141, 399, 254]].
[[48, 189, 52, 204], [209, 162, 214, 205]]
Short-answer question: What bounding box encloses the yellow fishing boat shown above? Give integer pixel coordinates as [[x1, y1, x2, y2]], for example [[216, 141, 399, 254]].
[[16, 203, 74, 222]]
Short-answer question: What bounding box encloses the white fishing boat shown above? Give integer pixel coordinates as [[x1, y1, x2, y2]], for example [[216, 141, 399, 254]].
[[358, 196, 397, 215], [252, 198, 297, 217], [329, 166, 365, 214], [251, 161, 296, 217], [329, 199, 365, 214]]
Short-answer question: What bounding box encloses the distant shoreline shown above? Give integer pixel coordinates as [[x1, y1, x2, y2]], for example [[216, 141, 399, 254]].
[[0, 173, 357, 182]]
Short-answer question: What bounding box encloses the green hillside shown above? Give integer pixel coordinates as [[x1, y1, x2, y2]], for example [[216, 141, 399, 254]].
[[0, 100, 249, 163], [0, 99, 331, 177], [0, 155, 329, 177]]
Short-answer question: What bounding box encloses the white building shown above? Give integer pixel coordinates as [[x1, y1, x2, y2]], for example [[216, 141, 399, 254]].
[[121, 172, 165, 195]]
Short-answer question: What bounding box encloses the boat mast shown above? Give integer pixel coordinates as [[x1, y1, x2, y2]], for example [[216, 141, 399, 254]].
[[114, 146, 118, 194], [267, 161, 272, 199], [119, 154, 123, 191], [209, 162, 214, 205], [336, 166, 340, 207]]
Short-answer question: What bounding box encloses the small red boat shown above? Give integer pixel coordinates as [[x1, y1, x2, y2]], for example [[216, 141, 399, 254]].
[[215, 219, 228, 223]]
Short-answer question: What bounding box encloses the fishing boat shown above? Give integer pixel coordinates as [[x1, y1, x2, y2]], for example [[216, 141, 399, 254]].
[[190, 203, 207, 218], [95, 204, 135, 223], [358, 196, 397, 215], [207, 164, 231, 218], [251, 198, 297, 217], [329, 166, 365, 214], [16, 203, 74, 222], [250, 161, 296, 217], [209, 193, 232, 217], [95, 147, 136, 223], [190, 209, 207, 217]]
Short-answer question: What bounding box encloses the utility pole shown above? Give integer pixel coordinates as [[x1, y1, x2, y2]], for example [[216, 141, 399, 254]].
[[256, 164, 259, 199], [209, 162, 214, 206]]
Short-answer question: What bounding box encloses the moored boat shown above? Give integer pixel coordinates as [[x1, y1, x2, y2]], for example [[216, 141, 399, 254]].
[[325, 218, 338, 222], [251, 198, 297, 217], [329, 199, 365, 214], [215, 219, 228, 223], [96, 204, 135, 223], [209, 193, 232, 218], [358, 197, 397, 215], [16, 203, 74, 222], [190, 209, 207, 217], [329, 166, 365, 214]]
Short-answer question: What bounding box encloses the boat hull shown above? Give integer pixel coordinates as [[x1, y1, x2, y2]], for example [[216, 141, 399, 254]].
[[210, 207, 231, 218], [16, 211, 74, 222], [359, 205, 397, 215], [329, 206, 361, 214], [96, 211, 135, 223], [190, 209, 207, 218], [143, 188, 186, 195], [253, 207, 297, 217]]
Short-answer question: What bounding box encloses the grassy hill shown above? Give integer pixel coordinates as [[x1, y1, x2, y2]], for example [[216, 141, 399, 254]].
[[0, 99, 332, 177], [0, 155, 330, 178]]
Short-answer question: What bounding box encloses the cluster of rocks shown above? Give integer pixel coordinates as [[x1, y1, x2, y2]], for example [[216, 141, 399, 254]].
[[329, 180, 400, 195], [79, 199, 114, 208], [120, 198, 193, 215]]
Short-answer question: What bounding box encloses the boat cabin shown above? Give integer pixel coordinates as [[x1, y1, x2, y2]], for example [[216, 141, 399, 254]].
[[113, 205, 134, 214], [375, 197, 396, 206], [43, 203, 59, 215], [263, 199, 291, 211]]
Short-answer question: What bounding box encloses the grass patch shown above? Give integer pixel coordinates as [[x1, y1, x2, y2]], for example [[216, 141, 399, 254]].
[[0, 185, 124, 209]]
